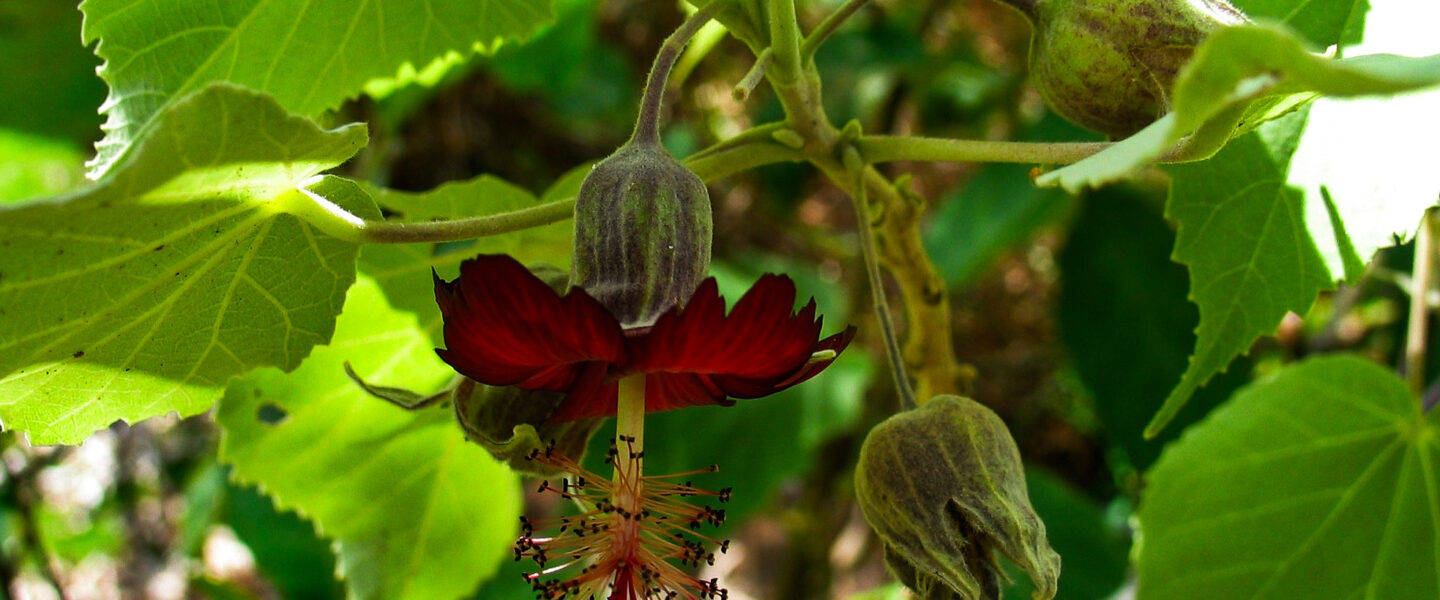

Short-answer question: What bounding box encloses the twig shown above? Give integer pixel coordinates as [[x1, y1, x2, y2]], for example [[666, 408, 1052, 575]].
[[1405, 208, 1437, 396], [800, 0, 873, 61], [1, 441, 73, 600], [844, 146, 918, 410]]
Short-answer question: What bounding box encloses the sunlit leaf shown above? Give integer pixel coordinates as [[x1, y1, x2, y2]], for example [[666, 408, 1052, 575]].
[[1138, 355, 1439, 600], [219, 275, 520, 600], [0, 129, 87, 203], [0, 84, 373, 444], [1145, 113, 1337, 436], [80, 0, 555, 177]]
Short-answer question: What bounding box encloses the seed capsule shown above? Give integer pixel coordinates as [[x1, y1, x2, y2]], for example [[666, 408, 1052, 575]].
[[1003, 0, 1248, 137], [855, 395, 1061, 600]]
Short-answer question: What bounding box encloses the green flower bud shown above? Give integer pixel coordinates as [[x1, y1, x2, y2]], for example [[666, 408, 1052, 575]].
[[571, 139, 713, 328], [1004, 0, 1248, 137], [452, 378, 602, 477], [855, 395, 1061, 600]]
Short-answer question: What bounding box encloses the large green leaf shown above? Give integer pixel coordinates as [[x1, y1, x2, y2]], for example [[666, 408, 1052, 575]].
[[1146, 113, 1335, 436], [1137, 355, 1439, 600], [0, 84, 372, 445], [1036, 23, 1440, 193], [219, 275, 520, 600], [80, 0, 554, 177], [1057, 185, 1248, 469], [358, 174, 574, 342]]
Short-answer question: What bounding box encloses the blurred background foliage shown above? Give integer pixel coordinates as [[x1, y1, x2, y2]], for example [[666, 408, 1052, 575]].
[[0, 0, 1419, 599]]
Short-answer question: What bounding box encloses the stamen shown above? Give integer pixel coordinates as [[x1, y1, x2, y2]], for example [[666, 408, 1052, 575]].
[[514, 442, 732, 599]]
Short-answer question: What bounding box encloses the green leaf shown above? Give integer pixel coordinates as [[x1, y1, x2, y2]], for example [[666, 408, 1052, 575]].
[[219, 275, 520, 600], [1234, 0, 1365, 47], [0, 84, 372, 445], [1057, 184, 1249, 469], [358, 175, 573, 342], [225, 483, 343, 600], [1037, 23, 1440, 193], [1147, 113, 1334, 436], [1137, 355, 1439, 600], [80, 0, 555, 177]]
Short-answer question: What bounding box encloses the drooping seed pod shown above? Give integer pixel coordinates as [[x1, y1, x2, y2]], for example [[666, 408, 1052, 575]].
[[570, 139, 713, 328], [1000, 0, 1248, 137], [855, 395, 1061, 600]]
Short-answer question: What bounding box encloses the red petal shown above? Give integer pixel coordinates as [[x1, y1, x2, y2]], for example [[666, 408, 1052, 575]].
[[644, 372, 732, 412], [435, 255, 626, 394], [711, 325, 856, 397], [547, 362, 619, 422], [628, 274, 854, 410]]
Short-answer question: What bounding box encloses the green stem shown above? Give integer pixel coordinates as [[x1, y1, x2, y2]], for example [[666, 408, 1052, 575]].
[[800, 0, 871, 61], [1406, 208, 1437, 396], [290, 126, 800, 246], [767, 56, 969, 403], [631, 2, 725, 146], [768, 0, 804, 83], [857, 135, 1111, 165], [357, 197, 577, 244], [733, 48, 774, 101], [843, 146, 917, 410]]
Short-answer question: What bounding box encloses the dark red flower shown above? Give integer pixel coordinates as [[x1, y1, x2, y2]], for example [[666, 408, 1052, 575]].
[[434, 254, 855, 422]]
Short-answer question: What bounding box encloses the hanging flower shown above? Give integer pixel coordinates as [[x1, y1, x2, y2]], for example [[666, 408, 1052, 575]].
[[433, 254, 856, 422]]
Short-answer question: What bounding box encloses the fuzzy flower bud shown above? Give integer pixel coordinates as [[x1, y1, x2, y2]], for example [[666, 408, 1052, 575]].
[[571, 140, 713, 329], [855, 395, 1061, 600]]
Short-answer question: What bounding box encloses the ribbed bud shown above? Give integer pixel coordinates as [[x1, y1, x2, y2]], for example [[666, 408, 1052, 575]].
[[1004, 0, 1248, 137], [571, 140, 713, 329], [855, 395, 1061, 600]]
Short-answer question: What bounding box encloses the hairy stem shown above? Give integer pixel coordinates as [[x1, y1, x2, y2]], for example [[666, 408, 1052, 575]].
[[733, 48, 774, 101], [1406, 208, 1437, 396], [631, 2, 725, 145], [765, 34, 968, 404], [857, 135, 1110, 165], [356, 197, 577, 244], [768, 0, 804, 83], [843, 146, 918, 409]]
